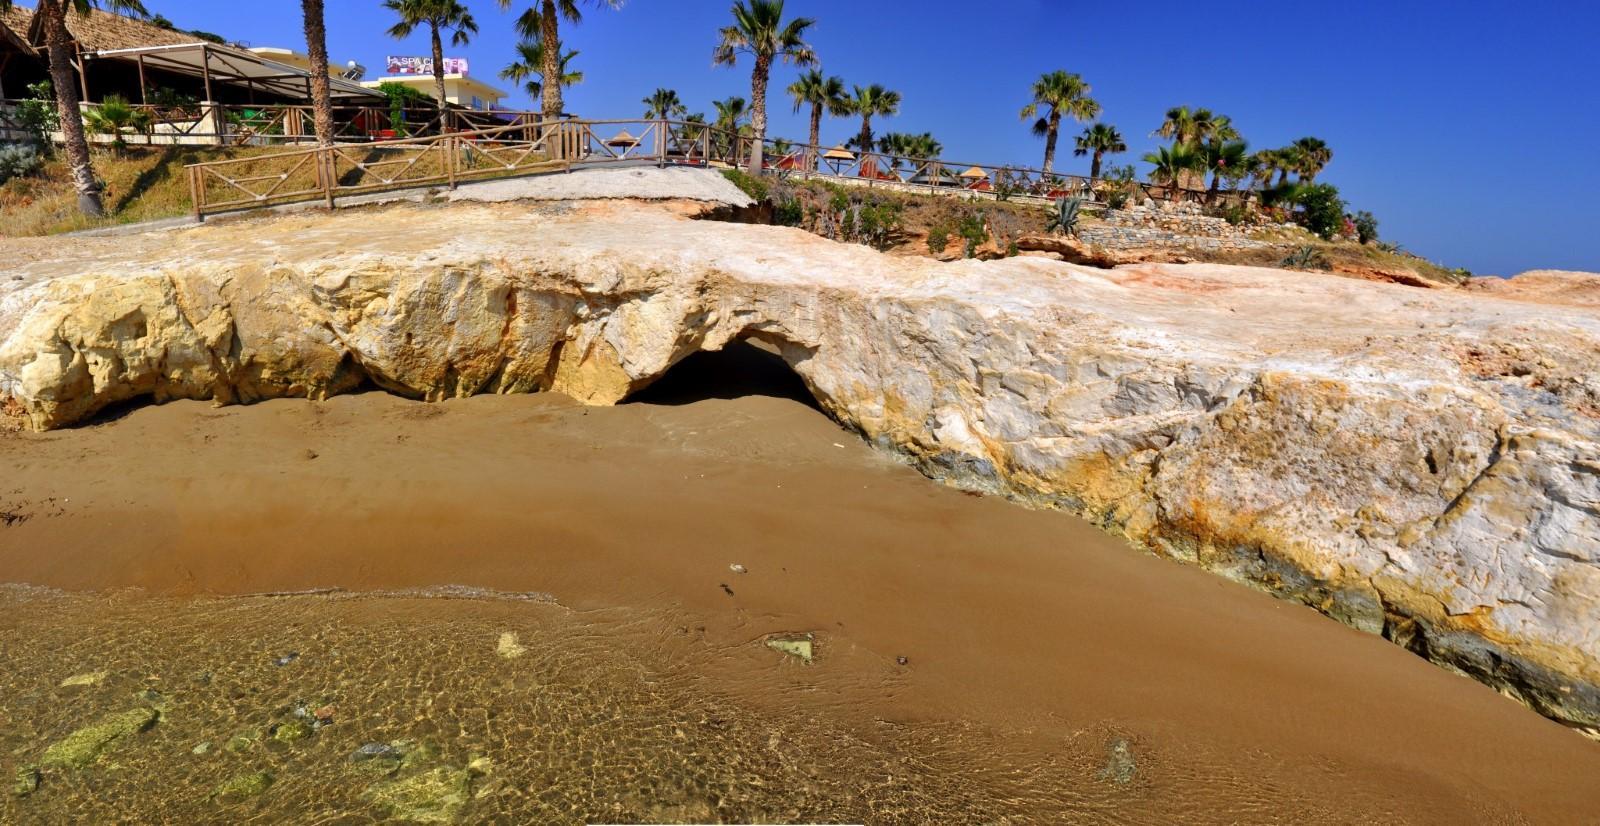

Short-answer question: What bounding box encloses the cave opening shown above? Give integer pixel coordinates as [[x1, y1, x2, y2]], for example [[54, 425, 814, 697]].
[[624, 338, 821, 410]]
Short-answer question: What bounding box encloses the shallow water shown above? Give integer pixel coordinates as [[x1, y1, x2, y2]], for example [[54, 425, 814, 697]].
[[0, 586, 1332, 825], [2, 345, 1598, 822]]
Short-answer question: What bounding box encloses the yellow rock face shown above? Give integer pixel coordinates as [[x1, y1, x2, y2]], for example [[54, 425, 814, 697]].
[[3, 191, 1599, 731]]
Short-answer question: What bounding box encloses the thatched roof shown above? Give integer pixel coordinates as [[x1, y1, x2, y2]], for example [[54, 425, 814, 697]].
[[2, 4, 198, 52], [0, 7, 33, 52]]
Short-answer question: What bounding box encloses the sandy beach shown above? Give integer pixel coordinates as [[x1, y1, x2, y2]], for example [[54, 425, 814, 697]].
[[1, 342, 1597, 823]]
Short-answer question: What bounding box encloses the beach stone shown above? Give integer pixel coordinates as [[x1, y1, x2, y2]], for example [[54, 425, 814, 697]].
[[4, 182, 1599, 730], [39, 707, 159, 769]]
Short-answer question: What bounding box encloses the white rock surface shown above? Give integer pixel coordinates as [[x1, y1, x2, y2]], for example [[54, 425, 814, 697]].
[[2, 195, 1598, 731]]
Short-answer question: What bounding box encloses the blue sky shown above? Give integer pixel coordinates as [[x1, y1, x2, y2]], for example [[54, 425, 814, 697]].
[[142, 0, 1599, 276]]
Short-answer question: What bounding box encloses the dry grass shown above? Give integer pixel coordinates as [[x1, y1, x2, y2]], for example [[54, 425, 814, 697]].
[[1, 145, 285, 236]]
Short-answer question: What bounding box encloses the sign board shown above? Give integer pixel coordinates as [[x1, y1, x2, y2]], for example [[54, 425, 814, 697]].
[[385, 56, 469, 76]]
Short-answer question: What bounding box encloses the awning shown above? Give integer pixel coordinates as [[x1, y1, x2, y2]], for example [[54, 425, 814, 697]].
[[86, 42, 383, 101]]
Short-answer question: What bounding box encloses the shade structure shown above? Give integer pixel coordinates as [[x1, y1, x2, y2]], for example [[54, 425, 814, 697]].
[[605, 129, 641, 147], [87, 42, 382, 101], [959, 165, 988, 179], [821, 144, 855, 160]]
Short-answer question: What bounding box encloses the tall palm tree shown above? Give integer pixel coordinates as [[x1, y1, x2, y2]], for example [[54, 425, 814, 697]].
[[1154, 105, 1220, 146], [1200, 139, 1249, 201], [382, 0, 478, 107], [641, 88, 686, 120], [1142, 143, 1201, 201], [786, 68, 848, 169], [713, 0, 816, 173], [301, 0, 335, 146], [500, 39, 582, 99], [1073, 122, 1126, 180], [0, 0, 149, 216], [497, 0, 623, 119], [1019, 70, 1099, 175], [1292, 136, 1332, 181], [847, 83, 900, 159]]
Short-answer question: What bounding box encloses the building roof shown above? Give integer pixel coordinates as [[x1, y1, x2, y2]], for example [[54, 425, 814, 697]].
[[362, 73, 507, 101], [3, 4, 197, 52], [0, 7, 34, 51]]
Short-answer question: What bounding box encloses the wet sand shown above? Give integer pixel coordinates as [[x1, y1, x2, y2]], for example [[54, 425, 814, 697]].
[[2, 343, 1598, 823]]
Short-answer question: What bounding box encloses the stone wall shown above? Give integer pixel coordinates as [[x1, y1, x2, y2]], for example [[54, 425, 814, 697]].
[[1080, 201, 1288, 253]]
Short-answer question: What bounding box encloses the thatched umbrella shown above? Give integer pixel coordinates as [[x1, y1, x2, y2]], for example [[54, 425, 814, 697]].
[[821, 144, 855, 175]]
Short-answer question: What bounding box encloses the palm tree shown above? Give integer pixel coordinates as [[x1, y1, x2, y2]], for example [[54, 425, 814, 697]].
[[1199, 139, 1249, 202], [1142, 143, 1201, 201], [711, 96, 749, 159], [876, 132, 913, 171], [1019, 70, 1099, 176], [713, 96, 750, 130], [1271, 145, 1303, 186], [713, 0, 816, 173], [847, 83, 900, 160], [786, 69, 848, 169], [642, 87, 686, 120], [301, 0, 335, 146], [382, 0, 478, 107], [907, 132, 941, 161], [500, 39, 582, 99], [1073, 122, 1126, 180], [82, 94, 150, 154], [1292, 136, 1332, 181], [0, 0, 149, 216], [497, 0, 623, 119], [1154, 105, 1219, 146]]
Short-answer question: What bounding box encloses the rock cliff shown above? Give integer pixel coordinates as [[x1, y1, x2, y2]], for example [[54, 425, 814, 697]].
[[3, 195, 1598, 734]]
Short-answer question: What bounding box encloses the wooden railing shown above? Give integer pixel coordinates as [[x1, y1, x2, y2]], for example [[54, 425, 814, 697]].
[[182, 115, 1254, 218]]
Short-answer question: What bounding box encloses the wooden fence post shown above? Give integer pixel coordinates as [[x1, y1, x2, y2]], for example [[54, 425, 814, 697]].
[[188, 165, 203, 221], [322, 148, 335, 210], [657, 119, 667, 167], [447, 135, 457, 190]]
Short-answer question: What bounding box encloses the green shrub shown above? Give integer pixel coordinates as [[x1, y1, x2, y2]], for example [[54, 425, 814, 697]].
[[16, 80, 58, 147], [719, 168, 769, 202], [1213, 203, 1251, 226], [773, 195, 803, 226], [1293, 183, 1346, 240], [0, 143, 43, 185], [957, 210, 986, 258], [926, 223, 951, 254], [1352, 210, 1379, 244]]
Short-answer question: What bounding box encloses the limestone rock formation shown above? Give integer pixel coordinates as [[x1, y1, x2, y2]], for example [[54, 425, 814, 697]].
[[3, 193, 1599, 733]]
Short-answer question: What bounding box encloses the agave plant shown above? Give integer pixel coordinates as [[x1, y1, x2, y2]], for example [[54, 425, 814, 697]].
[[1046, 196, 1084, 237], [1281, 244, 1328, 271]]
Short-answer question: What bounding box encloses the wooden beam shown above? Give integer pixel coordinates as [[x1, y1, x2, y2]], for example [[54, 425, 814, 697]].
[[201, 45, 213, 102], [137, 53, 147, 104]]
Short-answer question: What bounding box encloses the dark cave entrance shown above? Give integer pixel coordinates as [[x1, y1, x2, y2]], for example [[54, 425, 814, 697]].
[[624, 339, 821, 410]]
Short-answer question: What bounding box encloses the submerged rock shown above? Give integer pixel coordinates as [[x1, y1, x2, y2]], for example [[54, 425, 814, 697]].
[[11, 766, 39, 797], [365, 766, 473, 823], [39, 707, 159, 769], [58, 671, 107, 688], [495, 632, 527, 660], [765, 633, 815, 663], [1098, 737, 1138, 786], [4, 194, 1598, 729], [211, 770, 274, 803]]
